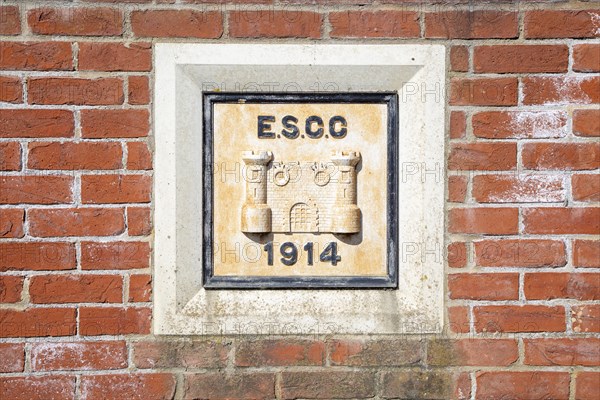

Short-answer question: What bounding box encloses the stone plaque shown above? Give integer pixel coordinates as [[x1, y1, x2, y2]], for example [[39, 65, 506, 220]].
[[203, 93, 398, 288], [155, 44, 445, 334]]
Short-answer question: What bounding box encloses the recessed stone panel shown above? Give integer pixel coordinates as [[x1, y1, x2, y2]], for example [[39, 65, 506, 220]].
[[204, 93, 398, 288]]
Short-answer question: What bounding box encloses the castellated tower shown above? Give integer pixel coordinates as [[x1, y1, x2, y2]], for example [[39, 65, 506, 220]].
[[241, 150, 273, 233], [330, 151, 361, 233]]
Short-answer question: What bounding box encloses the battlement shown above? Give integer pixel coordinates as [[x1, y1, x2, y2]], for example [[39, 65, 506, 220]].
[[330, 150, 361, 166], [242, 150, 273, 165]]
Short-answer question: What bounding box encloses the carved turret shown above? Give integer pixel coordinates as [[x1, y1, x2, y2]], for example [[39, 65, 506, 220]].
[[241, 150, 272, 233], [330, 151, 361, 233]]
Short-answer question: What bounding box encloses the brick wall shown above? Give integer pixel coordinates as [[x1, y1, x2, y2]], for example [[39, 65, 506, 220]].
[[0, 1, 599, 399]]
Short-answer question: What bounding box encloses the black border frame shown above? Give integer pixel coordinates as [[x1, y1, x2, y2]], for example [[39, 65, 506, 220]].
[[203, 92, 399, 289]]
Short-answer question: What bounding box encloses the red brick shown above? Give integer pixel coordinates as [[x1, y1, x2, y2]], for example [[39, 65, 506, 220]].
[[179, 0, 269, 2], [448, 306, 471, 333], [32, 341, 127, 371], [449, 143, 516, 171], [281, 371, 375, 399], [0, 242, 76, 271], [573, 109, 600, 137], [0, 308, 76, 337], [0, 376, 76, 400], [525, 273, 599, 301], [574, 44, 600, 72], [573, 174, 600, 202], [127, 207, 152, 236], [29, 207, 125, 237], [0, 343, 24, 372], [449, 273, 519, 300], [81, 109, 149, 138], [525, 10, 600, 39], [474, 305, 565, 333], [30, 274, 123, 304], [83, 0, 153, 2], [473, 174, 564, 203], [329, 339, 421, 367], [131, 10, 222, 38], [476, 371, 570, 400], [80, 374, 175, 400], [523, 207, 600, 234], [525, 338, 600, 366], [237, 339, 324, 367], [576, 372, 600, 400], [474, 45, 568, 73], [0, 75, 22, 103], [129, 274, 151, 302], [448, 242, 467, 268], [449, 111, 466, 139], [0, 208, 24, 238], [0, 276, 23, 303], [229, 11, 321, 38], [456, 373, 471, 400], [448, 306, 470, 334], [0, 109, 73, 138], [0, 6, 20, 35], [28, 7, 122, 36], [185, 373, 275, 400], [81, 241, 150, 270], [523, 76, 600, 105], [448, 175, 467, 202], [0, 142, 20, 170], [79, 42, 151, 72], [425, 11, 517, 39], [475, 239, 566, 268], [80, 306, 151, 335], [28, 77, 123, 105], [450, 77, 518, 106], [573, 305, 600, 333], [0, 175, 73, 204], [28, 142, 122, 170], [128, 76, 149, 105], [523, 143, 600, 170], [450, 46, 469, 72], [0, 42, 72, 70], [127, 142, 152, 170], [574, 240, 600, 268], [428, 339, 518, 366], [329, 11, 419, 38], [473, 110, 567, 139], [382, 370, 463, 400], [449, 207, 518, 235], [82, 174, 151, 204], [134, 340, 229, 369]]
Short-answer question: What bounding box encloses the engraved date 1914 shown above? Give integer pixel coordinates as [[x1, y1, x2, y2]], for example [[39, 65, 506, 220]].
[[263, 242, 341, 266]]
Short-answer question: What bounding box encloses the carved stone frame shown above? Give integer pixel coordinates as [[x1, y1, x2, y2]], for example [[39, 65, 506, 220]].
[[202, 92, 399, 289], [154, 44, 446, 335]]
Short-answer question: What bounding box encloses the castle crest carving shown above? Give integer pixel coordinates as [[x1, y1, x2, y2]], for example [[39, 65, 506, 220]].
[[241, 150, 361, 234]]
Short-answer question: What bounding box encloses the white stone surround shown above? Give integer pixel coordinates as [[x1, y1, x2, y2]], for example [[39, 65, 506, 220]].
[[154, 44, 446, 335]]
